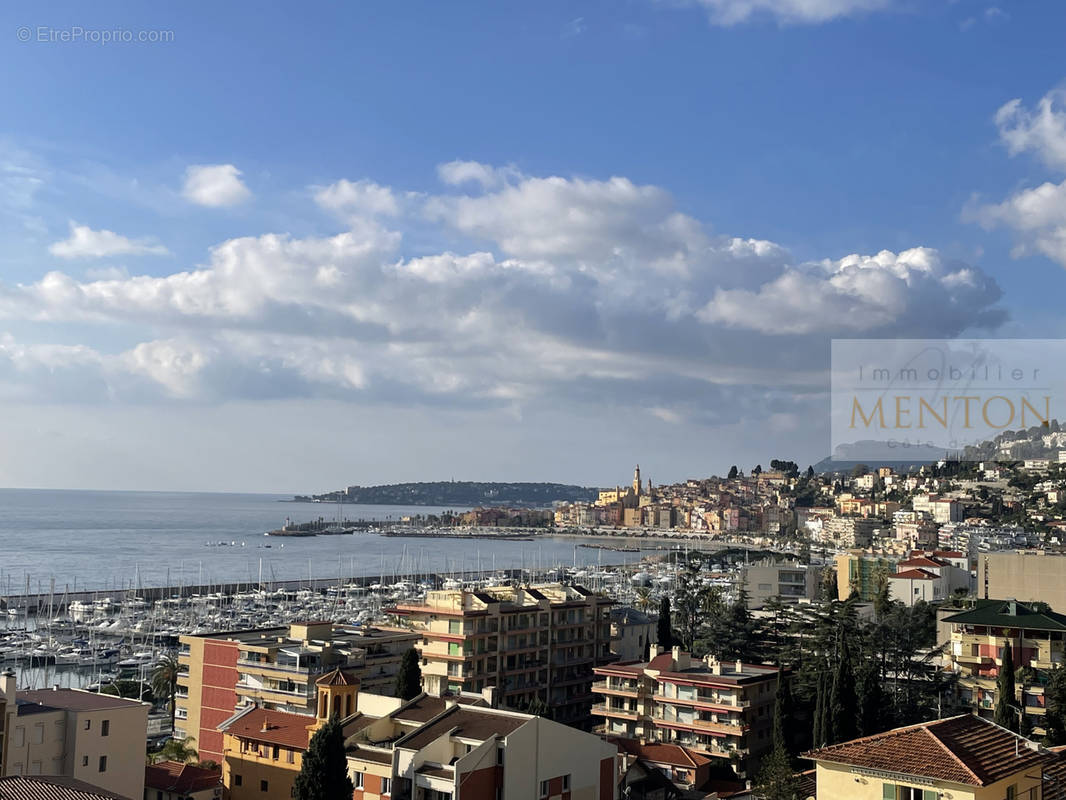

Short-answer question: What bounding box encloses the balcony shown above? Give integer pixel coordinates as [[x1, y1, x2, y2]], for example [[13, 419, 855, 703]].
[[593, 680, 640, 697], [592, 704, 640, 721]]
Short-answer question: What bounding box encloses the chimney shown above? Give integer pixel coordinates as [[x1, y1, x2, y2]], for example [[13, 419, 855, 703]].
[[0, 669, 15, 703], [671, 646, 681, 665], [735, 660, 743, 674], [649, 643, 662, 661], [261, 721, 271, 732], [481, 686, 498, 708], [705, 655, 721, 676]]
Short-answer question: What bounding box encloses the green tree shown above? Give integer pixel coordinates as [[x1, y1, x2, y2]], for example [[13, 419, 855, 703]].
[[1045, 666, 1066, 745], [995, 640, 1018, 731], [634, 586, 653, 613], [657, 596, 673, 648], [395, 648, 422, 700], [753, 745, 800, 800], [828, 627, 858, 744], [150, 736, 198, 764], [728, 465, 739, 480], [806, 465, 815, 479], [150, 654, 181, 731], [293, 717, 354, 800]]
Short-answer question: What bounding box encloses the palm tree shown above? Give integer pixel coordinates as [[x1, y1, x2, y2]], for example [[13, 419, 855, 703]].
[[150, 653, 181, 731], [634, 587, 653, 613], [150, 737, 199, 764]]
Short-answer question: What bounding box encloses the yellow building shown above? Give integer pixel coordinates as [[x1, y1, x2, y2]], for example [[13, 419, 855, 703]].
[[978, 551, 1066, 612], [389, 584, 615, 727], [219, 669, 361, 800], [177, 622, 418, 764], [2, 682, 149, 800], [942, 599, 1066, 736], [806, 714, 1051, 800]]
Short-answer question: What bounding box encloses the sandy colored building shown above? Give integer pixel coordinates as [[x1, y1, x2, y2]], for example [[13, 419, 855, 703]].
[[942, 599, 1066, 737], [389, 584, 615, 727], [3, 683, 149, 800], [592, 645, 783, 781], [806, 714, 1050, 800], [176, 622, 417, 763], [978, 551, 1066, 612], [220, 671, 617, 800], [740, 560, 819, 607]]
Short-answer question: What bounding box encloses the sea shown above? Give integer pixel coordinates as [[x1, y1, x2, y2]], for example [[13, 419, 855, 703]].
[[0, 489, 653, 598]]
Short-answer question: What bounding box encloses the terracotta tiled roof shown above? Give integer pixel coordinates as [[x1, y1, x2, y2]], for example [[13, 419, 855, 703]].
[[0, 777, 130, 800], [145, 761, 221, 794], [806, 715, 1050, 787], [613, 738, 711, 768], [316, 667, 359, 686], [220, 707, 312, 750], [893, 569, 938, 580], [898, 557, 945, 569]]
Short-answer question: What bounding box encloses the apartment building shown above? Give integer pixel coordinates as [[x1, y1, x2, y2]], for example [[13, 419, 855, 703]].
[[942, 599, 1066, 736], [806, 714, 1051, 800], [835, 552, 897, 602], [591, 645, 784, 780], [348, 696, 618, 800], [609, 608, 656, 662], [978, 551, 1066, 612], [740, 560, 818, 607], [887, 552, 971, 607], [821, 517, 880, 548], [2, 681, 149, 800], [389, 584, 615, 728], [220, 672, 617, 800], [176, 622, 418, 763]]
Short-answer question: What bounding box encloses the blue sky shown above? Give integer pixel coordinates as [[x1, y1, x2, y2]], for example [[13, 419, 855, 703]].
[[1, 0, 1065, 492]]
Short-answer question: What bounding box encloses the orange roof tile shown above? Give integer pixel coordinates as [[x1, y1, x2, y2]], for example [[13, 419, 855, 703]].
[[806, 715, 1050, 787], [222, 707, 313, 750]]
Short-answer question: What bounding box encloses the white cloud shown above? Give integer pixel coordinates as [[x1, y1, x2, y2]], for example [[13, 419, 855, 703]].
[[0, 164, 1005, 417], [680, 0, 893, 26], [699, 247, 1002, 334], [48, 222, 170, 259], [965, 87, 1066, 268], [436, 160, 523, 190], [314, 179, 399, 216], [995, 89, 1066, 171], [965, 181, 1066, 266], [182, 164, 251, 207]]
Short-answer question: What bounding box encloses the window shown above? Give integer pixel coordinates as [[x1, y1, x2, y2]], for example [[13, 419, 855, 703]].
[[562, 775, 571, 792], [13, 727, 24, 747], [84, 720, 91, 731], [101, 720, 110, 736], [82, 756, 89, 767], [261, 780, 269, 792], [157, 793, 163, 800], [98, 756, 107, 773], [272, 745, 280, 760], [287, 748, 294, 764], [449, 620, 461, 634], [353, 773, 364, 790], [1007, 787, 1017, 800], [234, 776, 242, 787], [497, 747, 504, 765], [381, 778, 392, 795], [883, 785, 936, 800], [540, 781, 550, 799]]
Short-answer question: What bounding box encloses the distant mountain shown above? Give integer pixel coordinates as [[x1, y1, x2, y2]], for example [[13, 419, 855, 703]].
[[293, 481, 598, 508], [814, 440, 950, 474]]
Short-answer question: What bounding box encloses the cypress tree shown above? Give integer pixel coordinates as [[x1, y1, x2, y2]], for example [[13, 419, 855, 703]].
[[293, 716, 354, 800], [856, 660, 884, 737], [1046, 666, 1066, 745], [657, 596, 673, 649], [812, 668, 826, 749], [995, 640, 1018, 731], [771, 669, 792, 755], [829, 632, 858, 744], [395, 647, 422, 700]]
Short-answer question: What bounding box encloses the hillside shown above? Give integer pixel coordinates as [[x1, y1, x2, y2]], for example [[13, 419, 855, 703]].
[[293, 481, 598, 508]]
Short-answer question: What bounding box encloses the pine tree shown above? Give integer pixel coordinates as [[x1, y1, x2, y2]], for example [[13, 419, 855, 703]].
[[812, 668, 826, 748], [995, 640, 1018, 731], [1046, 666, 1066, 745], [754, 745, 800, 800], [395, 647, 422, 700], [828, 631, 858, 744], [293, 717, 354, 800], [728, 465, 739, 480], [657, 596, 673, 648], [856, 660, 884, 737]]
